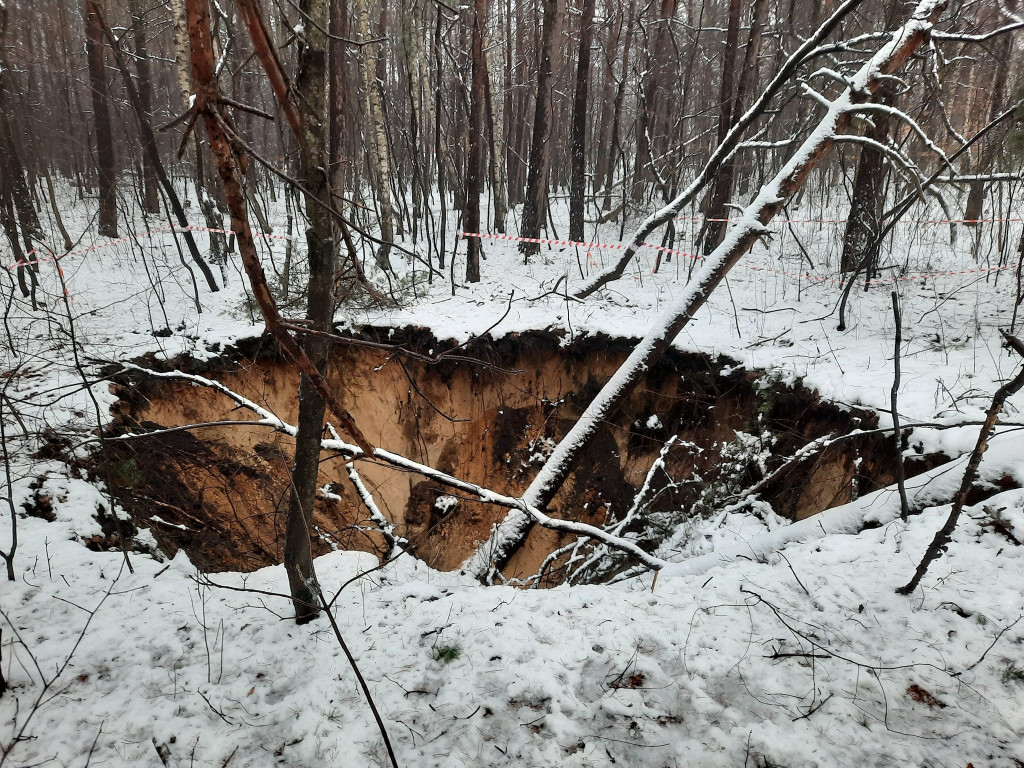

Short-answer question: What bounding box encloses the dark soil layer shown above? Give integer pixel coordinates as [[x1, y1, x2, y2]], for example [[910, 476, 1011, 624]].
[[99, 327, 946, 578]]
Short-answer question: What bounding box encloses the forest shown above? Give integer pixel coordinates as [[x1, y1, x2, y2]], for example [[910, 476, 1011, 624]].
[[1, 0, 1024, 764]]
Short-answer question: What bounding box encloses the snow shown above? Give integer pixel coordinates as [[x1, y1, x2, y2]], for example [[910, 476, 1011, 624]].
[[3, 478, 1023, 767]]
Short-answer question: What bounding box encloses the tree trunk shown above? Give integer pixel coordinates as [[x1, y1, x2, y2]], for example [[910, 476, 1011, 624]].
[[0, 4, 42, 253], [631, 0, 677, 203], [464, 0, 488, 282], [964, 32, 1013, 225], [357, 0, 396, 269], [131, 0, 160, 215], [170, 0, 227, 266], [519, 0, 563, 258], [568, 0, 596, 241], [82, 0, 118, 237], [485, 29, 508, 234], [329, 0, 348, 208], [171, 0, 193, 108], [699, 0, 744, 253], [284, 0, 335, 624], [840, 84, 897, 273], [602, 0, 635, 210]]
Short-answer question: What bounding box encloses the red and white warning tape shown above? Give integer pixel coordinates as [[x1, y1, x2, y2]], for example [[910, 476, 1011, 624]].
[[459, 230, 1021, 288], [460, 231, 700, 262], [678, 215, 1024, 225]]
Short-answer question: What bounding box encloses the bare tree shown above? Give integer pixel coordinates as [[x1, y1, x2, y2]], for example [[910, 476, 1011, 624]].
[[464, 0, 488, 282], [284, 0, 336, 624], [519, 0, 563, 258], [568, 0, 596, 241], [130, 0, 160, 215], [82, 0, 118, 237]]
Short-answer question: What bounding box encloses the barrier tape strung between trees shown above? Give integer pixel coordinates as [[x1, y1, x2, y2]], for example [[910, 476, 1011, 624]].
[[459, 230, 1023, 288], [677, 215, 1024, 224], [4, 222, 1019, 291]]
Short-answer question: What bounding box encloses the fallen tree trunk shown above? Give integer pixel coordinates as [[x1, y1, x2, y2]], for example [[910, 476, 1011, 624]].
[[466, 0, 949, 582]]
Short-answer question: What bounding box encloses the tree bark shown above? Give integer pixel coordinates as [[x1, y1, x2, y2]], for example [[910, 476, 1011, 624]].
[[0, 3, 42, 259], [82, 0, 118, 237], [964, 32, 1013, 225], [699, 0, 745, 253], [602, 0, 635, 210], [568, 0, 596, 241], [485, 29, 508, 234], [631, 0, 677, 203], [284, 0, 335, 624], [357, 0, 396, 269], [131, 0, 160, 215], [519, 0, 563, 258], [170, 0, 227, 267], [464, 0, 487, 282], [840, 85, 897, 273]]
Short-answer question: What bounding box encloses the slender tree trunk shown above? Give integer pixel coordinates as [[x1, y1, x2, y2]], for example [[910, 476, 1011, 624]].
[[699, 0, 743, 252], [631, 0, 677, 203], [42, 165, 74, 251], [840, 85, 897, 273], [283, 0, 335, 624], [357, 0, 396, 269], [171, 0, 193, 109], [485, 31, 508, 233], [568, 0, 596, 241], [433, 9, 447, 268], [964, 32, 1013, 225], [593, 10, 619, 201], [170, 0, 227, 265], [329, 0, 348, 210], [519, 0, 563, 258], [507, 1, 528, 207], [131, 0, 160, 215], [464, 0, 488, 282], [82, 0, 118, 237], [0, 5, 42, 251], [602, 0, 635, 210]]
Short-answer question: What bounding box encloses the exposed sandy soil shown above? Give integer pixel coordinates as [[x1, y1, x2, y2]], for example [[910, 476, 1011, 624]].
[[101, 328, 943, 577]]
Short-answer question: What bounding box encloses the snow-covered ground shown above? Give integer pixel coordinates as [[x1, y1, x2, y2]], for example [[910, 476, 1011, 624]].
[[2, 183, 1024, 766]]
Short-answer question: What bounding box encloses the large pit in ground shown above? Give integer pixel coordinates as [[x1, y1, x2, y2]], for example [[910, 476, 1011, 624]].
[[102, 328, 944, 580]]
